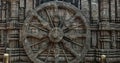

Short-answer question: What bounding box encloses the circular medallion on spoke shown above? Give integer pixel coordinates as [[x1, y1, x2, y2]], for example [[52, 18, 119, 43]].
[[22, 1, 90, 63]]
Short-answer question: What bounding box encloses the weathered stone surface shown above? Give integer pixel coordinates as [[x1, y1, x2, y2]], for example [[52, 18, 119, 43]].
[[0, 0, 119, 63]]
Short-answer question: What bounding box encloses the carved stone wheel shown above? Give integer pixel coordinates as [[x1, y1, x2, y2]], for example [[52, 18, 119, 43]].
[[22, 1, 89, 63]]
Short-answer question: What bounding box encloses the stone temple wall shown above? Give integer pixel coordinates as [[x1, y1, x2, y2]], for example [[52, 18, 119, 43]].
[[0, 0, 120, 63]]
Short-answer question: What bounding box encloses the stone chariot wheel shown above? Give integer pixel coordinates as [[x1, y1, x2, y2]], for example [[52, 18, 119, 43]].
[[22, 1, 90, 63]]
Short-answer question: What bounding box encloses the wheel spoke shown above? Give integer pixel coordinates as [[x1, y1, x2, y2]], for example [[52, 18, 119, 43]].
[[29, 36, 48, 47], [58, 16, 64, 28], [54, 44, 60, 63], [58, 9, 67, 28], [63, 27, 72, 33], [54, 3, 58, 14], [29, 24, 49, 33], [32, 10, 48, 24], [31, 10, 51, 30], [54, 4, 63, 28], [45, 49, 51, 63], [60, 43, 70, 63], [62, 40, 79, 58], [63, 36, 83, 47], [45, 43, 53, 63], [63, 24, 76, 33], [44, 9, 55, 28], [34, 45, 48, 58], [67, 13, 78, 22], [27, 33, 46, 39], [63, 13, 79, 33]]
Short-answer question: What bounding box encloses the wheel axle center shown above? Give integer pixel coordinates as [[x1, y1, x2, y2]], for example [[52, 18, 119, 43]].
[[49, 27, 64, 43]]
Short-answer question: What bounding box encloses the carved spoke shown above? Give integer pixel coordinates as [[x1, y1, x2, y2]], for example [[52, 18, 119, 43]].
[[58, 9, 67, 28], [29, 24, 49, 33], [54, 44, 60, 63], [63, 27, 72, 33], [44, 9, 55, 28], [54, 4, 63, 28], [32, 10, 51, 30], [63, 13, 79, 33], [62, 41, 79, 58], [44, 49, 50, 63], [30, 36, 48, 47], [58, 15, 64, 28], [67, 13, 78, 23], [45, 43, 53, 63], [63, 24, 76, 33], [63, 36, 83, 47], [54, 3, 59, 15], [32, 10, 47, 24], [60, 43, 70, 63], [34, 45, 48, 58], [27, 33, 46, 39]]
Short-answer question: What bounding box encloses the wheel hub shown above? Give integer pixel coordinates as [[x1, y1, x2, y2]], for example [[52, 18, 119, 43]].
[[49, 27, 64, 43]]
